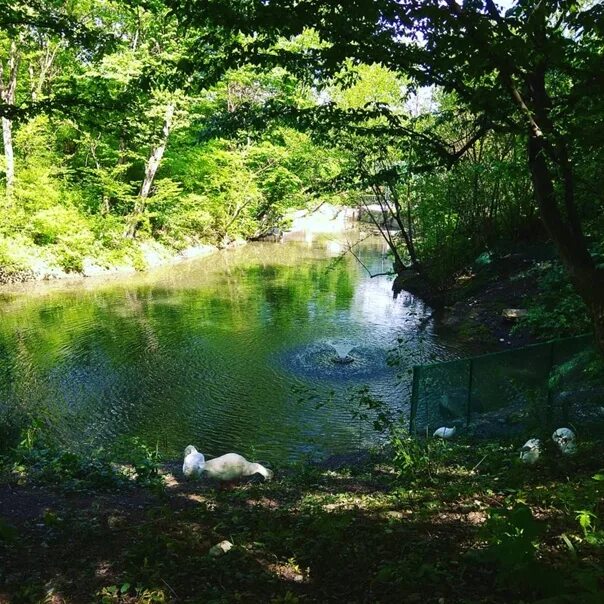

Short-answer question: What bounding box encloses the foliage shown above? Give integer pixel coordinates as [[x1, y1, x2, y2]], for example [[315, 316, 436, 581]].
[[0, 1, 342, 281], [172, 0, 604, 349], [12, 435, 124, 493], [2, 1, 603, 361], [0, 235, 33, 277], [9, 422, 165, 493], [548, 348, 604, 393], [347, 386, 454, 481], [347, 386, 394, 434], [2, 2, 604, 600], [112, 436, 165, 492], [98, 584, 168, 603], [479, 503, 544, 581], [518, 262, 592, 338], [1, 437, 603, 602]]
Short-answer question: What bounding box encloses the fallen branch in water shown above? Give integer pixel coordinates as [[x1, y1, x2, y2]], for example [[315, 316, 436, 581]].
[[346, 244, 394, 279]]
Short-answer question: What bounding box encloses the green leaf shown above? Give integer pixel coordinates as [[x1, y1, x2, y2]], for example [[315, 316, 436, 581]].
[[560, 533, 577, 559], [0, 517, 17, 542]]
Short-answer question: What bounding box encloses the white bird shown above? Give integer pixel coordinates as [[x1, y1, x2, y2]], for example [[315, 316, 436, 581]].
[[183, 445, 206, 479], [182, 446, 273, 483], [433, 426, 457, 439], [203, 453, 273, 482], [520, 438, 542, 464], [552, 427, 577, 456]]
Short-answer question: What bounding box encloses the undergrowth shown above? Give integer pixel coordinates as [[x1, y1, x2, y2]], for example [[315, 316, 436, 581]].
[[1, 389, 603, 602], [516, 261, 592, 338], [3, 422, 165, 494], [1, 435, 602, 603]]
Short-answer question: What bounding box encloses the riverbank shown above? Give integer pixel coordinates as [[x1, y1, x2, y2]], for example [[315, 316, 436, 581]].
[[1, 440, 602, 603], [0, 204, 360, 287], [0, 237, 230, 286], [427, 244, 584, 353]]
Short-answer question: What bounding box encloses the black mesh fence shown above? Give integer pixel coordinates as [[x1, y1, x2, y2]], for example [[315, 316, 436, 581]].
[[409, 335, 604, 438]]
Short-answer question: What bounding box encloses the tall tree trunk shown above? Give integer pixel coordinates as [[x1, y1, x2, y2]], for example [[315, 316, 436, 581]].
[[500, 3, 604, 354], [365, 185, 407, 272], [1, 117, 15, 199], [527, 134, 604, 355], [29, 40, 59, 102], [523, 44, 604, 353], [124, 102, 175, 238], [139, 103, 174, 199], [453, 0, 604, 353], [388, 184, 419, 267], [0, 40, 19, 202]]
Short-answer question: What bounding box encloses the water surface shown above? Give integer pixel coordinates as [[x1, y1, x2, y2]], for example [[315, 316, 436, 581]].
[[0, 233, 464, 461]]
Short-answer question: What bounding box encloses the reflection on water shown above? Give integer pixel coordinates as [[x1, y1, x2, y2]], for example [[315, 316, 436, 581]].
[[0, 233, 465, 461]]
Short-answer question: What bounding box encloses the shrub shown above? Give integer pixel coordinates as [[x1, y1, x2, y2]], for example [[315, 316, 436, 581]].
[[9, 420, 164, 493], [517, 262, 591, 338], [0, 235, 35, 278], [29, 206, 93, 246]]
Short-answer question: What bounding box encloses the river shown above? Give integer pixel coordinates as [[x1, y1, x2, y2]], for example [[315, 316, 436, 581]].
[[0, 231, 465, 461]]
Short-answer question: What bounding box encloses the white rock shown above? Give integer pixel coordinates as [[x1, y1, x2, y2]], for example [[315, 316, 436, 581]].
[[82, 257, 107, 278], [552, 427, 577, 456], [209, 540, 233, 557], [179, 245, 216, 259], [520, 438, 541, 464], [501, 308, 528, 321], [113, 264, 136, 275], [140, 242, 168, 269]]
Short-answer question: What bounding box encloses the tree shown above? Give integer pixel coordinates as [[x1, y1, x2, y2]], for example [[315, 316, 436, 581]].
[[0, 38, 19, 200], [172, 0, 604, 352], [0, 0, 113, 203]]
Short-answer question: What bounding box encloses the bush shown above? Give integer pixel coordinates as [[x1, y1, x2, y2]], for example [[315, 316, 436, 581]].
[[0, 408, 28, 457], [347, 386, 452, 481], [0, 235, 35, 279], [517, 262, 591, 338], [8, 420, 165, 493], [29, 205, 93, 246], [480, 503, 544, 580]]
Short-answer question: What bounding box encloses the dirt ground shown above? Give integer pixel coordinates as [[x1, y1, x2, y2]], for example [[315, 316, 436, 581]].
[[1, 445, 603, 604]]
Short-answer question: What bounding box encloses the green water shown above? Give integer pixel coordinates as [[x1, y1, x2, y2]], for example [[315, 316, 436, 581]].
[[0, 233, 463, 461]]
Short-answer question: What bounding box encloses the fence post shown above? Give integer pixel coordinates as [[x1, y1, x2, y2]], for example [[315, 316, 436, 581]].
[[546, 341, 555, 427], [466, 359, 473, 428], [409, 365, 420, 434]]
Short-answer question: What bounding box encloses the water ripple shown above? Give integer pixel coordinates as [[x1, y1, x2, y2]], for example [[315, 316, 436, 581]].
[[0, 235, 468, 461]]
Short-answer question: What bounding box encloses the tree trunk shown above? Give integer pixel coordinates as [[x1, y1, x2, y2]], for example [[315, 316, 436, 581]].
[[1, 117, 15, 199], [124, 103, 175, 238], [0, 40, 19, 202], [29, 41, 59, 102], [388, 184, 419, 267], [364, 185, 407, 272], [527, 135, 604, 355], [503, 10, 604, 354], [593, 296, 604, 357]]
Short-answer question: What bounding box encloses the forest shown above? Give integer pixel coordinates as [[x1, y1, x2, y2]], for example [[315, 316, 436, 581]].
[[1, 0, 602, 341], [1, 1, 604, 603]]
